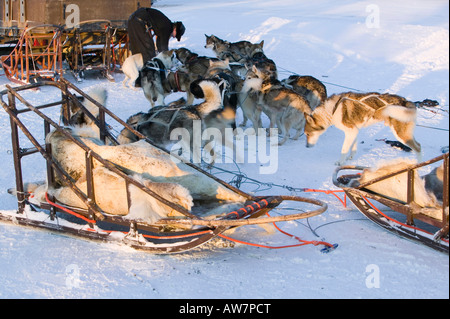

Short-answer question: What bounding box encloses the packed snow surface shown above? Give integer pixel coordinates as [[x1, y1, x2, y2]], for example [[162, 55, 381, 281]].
[[0, 0, 448, 299]]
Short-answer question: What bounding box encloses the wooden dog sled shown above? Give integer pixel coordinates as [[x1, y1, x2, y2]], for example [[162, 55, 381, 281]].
[[0, 79, 328, 254], [333, 154, 449, 254]]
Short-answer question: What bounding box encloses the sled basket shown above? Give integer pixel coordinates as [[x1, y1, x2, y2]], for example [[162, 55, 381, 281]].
[[0, 79, 328, 253], [332, 154, 449, 254]]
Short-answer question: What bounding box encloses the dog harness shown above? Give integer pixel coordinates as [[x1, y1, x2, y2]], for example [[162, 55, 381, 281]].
[[144, 58, 168, 82]]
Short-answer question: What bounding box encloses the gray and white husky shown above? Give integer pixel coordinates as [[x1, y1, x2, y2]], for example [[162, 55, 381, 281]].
[[205, 34, 264, 63]]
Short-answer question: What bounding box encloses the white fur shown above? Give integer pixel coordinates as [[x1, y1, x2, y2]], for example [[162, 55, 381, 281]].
[[49, 167, 193, 223], [195, 80, 224, 116], [46, 131, 246, 203], [238, 76, 263, 129], [122, 53, 144, 90], [358, 159, 439, 212], [382, 105, 417, 123]]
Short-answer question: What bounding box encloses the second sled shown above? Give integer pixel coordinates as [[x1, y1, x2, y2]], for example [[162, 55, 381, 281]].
[[333, 154, 449, 254]]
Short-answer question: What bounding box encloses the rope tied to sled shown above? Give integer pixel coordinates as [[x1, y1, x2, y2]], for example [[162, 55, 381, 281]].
[[43, 189, 336, 252]]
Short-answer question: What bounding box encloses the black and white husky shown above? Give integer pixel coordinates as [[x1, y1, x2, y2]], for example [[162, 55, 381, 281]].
[[137, 50, 180, 107], [118, 78, 236, 162]]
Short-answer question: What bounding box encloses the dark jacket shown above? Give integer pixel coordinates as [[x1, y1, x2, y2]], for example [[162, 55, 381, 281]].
[[127, 8, 174, 61]]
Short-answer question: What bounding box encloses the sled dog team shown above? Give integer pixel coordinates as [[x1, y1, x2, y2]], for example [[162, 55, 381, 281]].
[[120, 34, 422, 167], [28, 34, 443, 225]]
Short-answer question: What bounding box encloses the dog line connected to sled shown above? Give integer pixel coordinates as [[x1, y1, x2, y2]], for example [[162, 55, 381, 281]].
[[0, 79, 331, 254]]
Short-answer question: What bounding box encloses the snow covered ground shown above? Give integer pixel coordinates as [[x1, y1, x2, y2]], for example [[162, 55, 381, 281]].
[[0, 0, 448, 300]]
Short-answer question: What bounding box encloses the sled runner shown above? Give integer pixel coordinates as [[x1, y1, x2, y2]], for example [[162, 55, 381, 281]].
[[0, 79, 328, 253], [333, 154, 449, 253]]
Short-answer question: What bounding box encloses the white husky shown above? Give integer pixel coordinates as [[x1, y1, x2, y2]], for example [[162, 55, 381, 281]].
[[121, 53, 144, 90]]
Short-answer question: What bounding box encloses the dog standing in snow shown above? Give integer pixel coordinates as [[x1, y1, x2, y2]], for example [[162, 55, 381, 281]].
[[304, 92, 422, 165], [121, 53, 144, 90]]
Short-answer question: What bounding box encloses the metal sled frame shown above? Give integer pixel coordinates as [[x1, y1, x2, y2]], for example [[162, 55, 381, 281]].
[[64, 20, 128, 82], [0, 24, 64, 85], [0, 79, 328, 253], [333, 154, 449, 253], [0, 21, 128, 85]]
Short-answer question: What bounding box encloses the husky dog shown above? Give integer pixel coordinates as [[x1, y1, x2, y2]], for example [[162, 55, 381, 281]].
[[164, 70, 196, 105], [174, 47, 199, 65], [304, 92, 422, 165], [64, 86, 108, 139], [205, 59, 240, 109], [118, 79, 234, 161], [244, 52, 277, 81], [121, 53, 144, 89], [231, 39, 264, 61], [258, 78, 313, 145], [424, 162, 446, 202], [205, 34, 265, 63], [180, 54, 225, 83], [138, 50, 180, 107], [205, 35, 227, 54], [281, 75, 327, 109], [238, 69, 263, 130]]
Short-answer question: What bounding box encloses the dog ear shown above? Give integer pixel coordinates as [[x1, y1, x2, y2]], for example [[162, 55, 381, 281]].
[[259, 40, 264, 47], [190, 79, 204, 99], [305, 113, 314, 124]]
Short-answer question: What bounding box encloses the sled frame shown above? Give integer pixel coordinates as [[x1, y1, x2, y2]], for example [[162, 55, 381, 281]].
[[0, 21, 129, 85], [64, 20, 126, 82], [333, 154, 449, 253], [0, 79, 328, 253], [0, 24, 64, 85]]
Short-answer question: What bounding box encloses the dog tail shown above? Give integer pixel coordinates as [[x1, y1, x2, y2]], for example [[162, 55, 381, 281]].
[[292, 95, 313, 114], [382, 104, 417, 122], [85, 87, 108, 117]]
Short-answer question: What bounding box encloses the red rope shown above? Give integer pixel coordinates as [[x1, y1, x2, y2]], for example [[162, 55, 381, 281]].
[[45, 192, 96, 224], [43, 193, 337, 250], [44, 192, 215, 240], [304, 188, 347, 207], [218, 211, 334, 250]]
